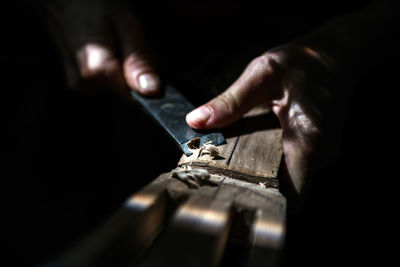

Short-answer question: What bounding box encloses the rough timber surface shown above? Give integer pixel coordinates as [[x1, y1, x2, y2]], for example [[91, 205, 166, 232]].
[[178, 106, 283, 188], [138, 172, 286, 267], [52, 106, 286, 267]]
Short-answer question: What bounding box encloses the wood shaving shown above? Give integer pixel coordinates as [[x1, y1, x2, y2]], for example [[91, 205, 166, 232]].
[[186, 137, 202, 159], [180, 165, 192, 170], [187, 137, 200, 150], [172, 167, 212, 189], [173, 168, 210, 181], [186, 138, 221, 159], [201, 141, 220, 158]]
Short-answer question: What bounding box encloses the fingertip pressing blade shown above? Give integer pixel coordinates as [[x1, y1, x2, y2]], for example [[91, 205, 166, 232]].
[[131, 85, 226, 156]]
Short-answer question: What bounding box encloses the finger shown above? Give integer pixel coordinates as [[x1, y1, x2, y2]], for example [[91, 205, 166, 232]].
[[112, 9, 160, 96], [76, 43, 128, 98], [68, 0, 130, 99], [44, 0, 126, 94], [77, 43, 119, 81], [123, 54, 160, 96], [186, 55, 281, 129]]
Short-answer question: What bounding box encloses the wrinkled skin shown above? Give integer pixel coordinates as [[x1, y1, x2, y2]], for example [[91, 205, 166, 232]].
[[186, 45, 351, 206]]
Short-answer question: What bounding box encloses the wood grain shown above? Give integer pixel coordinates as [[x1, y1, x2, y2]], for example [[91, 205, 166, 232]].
[[139, 183, 234, 267], [228, 128, 282, 183], [178, 107, 282, 187], [138, 173, 286, 267], [52, 106, 286, 267]]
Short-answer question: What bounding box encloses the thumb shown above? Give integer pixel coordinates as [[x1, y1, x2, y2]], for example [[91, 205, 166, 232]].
[[113, 9, 160, 96], [186, 55, 281, 129], [186, 89, 248, 130]]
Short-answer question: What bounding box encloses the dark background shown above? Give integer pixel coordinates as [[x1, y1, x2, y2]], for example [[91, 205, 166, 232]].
[[2, 0, 399, 266]]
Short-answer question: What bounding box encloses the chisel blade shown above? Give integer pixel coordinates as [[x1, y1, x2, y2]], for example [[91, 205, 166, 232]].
[[131, 85, 226, 156]]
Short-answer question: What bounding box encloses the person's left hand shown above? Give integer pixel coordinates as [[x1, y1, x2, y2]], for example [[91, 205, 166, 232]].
[[43, 0, 160, 99]]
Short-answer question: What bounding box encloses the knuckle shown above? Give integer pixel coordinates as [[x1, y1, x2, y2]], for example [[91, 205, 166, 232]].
[[78, 44, 119, 79], [123, 53, 154, 78], [216, 90, 241, 115], [81, 57, 120, 80], [246, 55, 279, 85], [123, 53, 147, 67], [249, 55, 272, 71]]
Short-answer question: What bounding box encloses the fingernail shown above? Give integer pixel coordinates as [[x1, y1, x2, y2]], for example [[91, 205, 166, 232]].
[[186, 106, 212, 125], [138, 73, 160, 94]]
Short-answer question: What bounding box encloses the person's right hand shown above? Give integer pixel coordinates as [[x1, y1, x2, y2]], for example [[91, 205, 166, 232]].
[[186, 44, 353, 209], [44, 0, 160, 98]]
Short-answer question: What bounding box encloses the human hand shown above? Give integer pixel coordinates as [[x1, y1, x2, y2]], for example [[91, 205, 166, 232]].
[[44, 0, 160, 98], [186, 44, 351, 206]]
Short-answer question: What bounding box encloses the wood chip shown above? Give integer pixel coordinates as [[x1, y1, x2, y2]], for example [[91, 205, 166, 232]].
[[187, 138, 221, 160], [172, 167, 213, 189], [202, 142, 220, 158], [172, 168, 210, 181], [187, 137, 201, 150]]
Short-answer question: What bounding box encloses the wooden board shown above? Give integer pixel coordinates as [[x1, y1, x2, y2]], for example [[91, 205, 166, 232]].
[[178, 107, 282, 187], [52, 106, 286, 267], [137, 107, 286, 266], [138, 174, 286, 267]]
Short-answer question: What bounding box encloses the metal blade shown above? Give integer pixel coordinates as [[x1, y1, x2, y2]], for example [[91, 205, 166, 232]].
[[131, 85, 226, 156]]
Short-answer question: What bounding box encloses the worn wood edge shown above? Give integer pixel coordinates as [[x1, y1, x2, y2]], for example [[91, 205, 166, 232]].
[[133, 168, 285, 266], [178, 156, 279, 179], [58, 180, 172, 266], [158, 171, 283, 204], [164, 171, 286, 247], [177, 161, 279, 188], [138, 179, 234, 267]]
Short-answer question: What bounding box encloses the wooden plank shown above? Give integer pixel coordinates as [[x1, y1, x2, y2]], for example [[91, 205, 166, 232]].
[[139, 180, 235, 267], [56, 173, 191, 266], [172, 106, 285, 266], [53, 170, 286, 266], [139, 173, 286, 267], [178, 135, 238, 168], [228, 128, 282, 185], [51, 106, 286, 267], [234, 187, 286, 249], [178, 107, 282, 188], [57, 181, 169, 266]]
